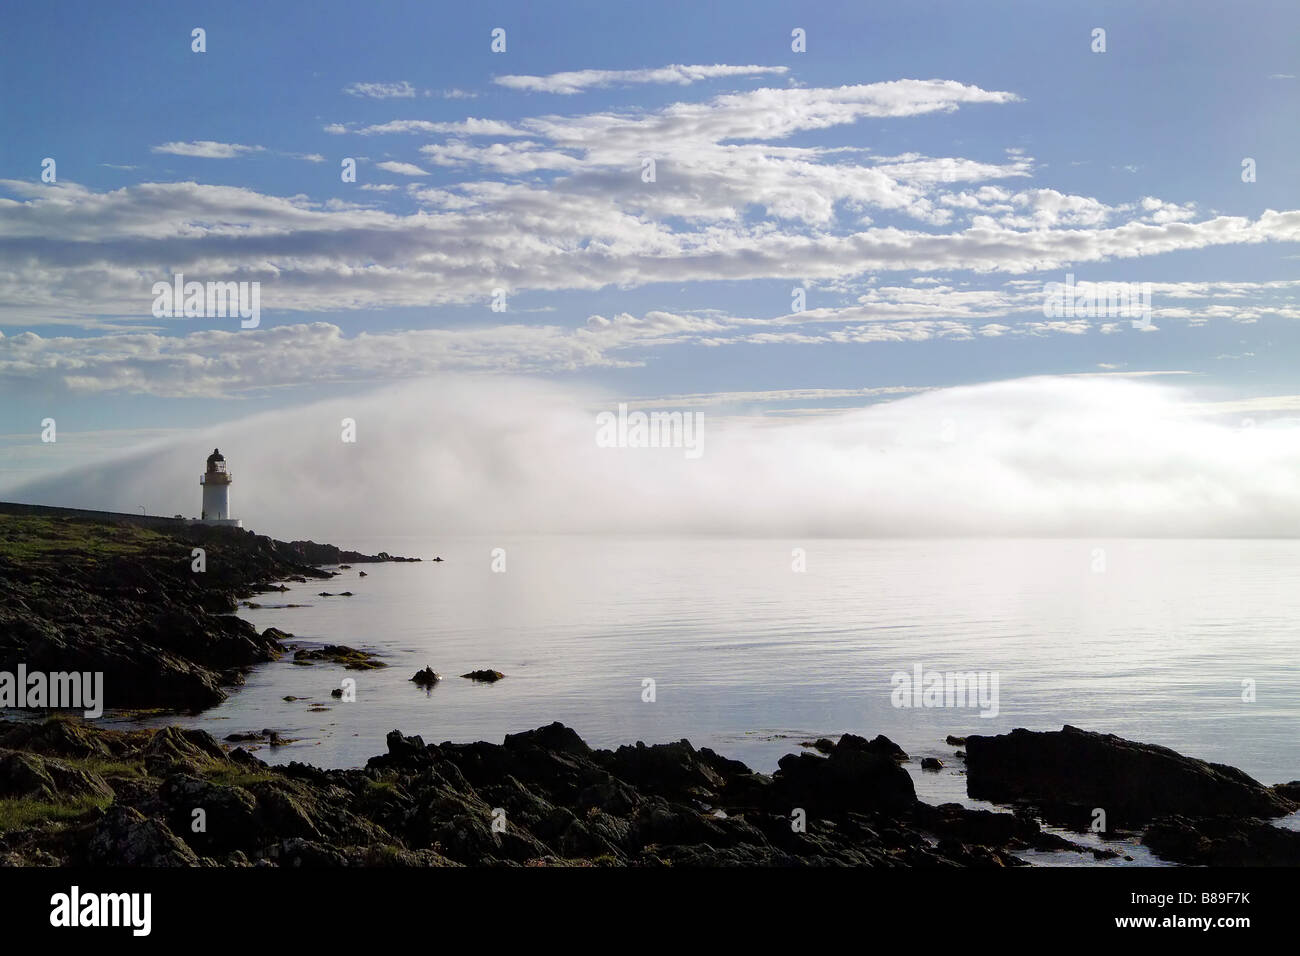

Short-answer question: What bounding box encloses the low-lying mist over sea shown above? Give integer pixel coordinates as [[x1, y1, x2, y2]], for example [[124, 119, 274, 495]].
[[7, 374, 1300, 541]]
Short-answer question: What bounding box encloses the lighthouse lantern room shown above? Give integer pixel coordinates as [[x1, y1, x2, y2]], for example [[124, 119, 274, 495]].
[[199, 448, 241, 526]]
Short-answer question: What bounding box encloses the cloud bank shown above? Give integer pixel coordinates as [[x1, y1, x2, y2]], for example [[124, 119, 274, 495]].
[[7, 376, 1299, 541]]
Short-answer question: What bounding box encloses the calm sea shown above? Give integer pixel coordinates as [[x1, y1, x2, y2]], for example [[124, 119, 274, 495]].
[[125, 535, 1300, 862]]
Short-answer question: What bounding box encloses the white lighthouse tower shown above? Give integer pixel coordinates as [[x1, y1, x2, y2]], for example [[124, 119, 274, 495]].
[[199, 448, 241, 526]]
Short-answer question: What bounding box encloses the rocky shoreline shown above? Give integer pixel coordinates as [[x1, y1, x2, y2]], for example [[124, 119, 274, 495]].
[[1, 512, 1297, 867], [0, 513, 416, 711], [0, 716, 1296, 867]]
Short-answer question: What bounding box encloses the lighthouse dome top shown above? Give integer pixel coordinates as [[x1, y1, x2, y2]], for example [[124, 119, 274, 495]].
[[206, 448, 225, 465]]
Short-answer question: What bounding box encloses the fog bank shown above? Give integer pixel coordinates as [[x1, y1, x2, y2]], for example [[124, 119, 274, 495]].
[[8, 375, 1299, 541]]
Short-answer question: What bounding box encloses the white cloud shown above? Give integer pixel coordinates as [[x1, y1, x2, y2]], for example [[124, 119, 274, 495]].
[[0, 322, 637, 397], [494, 63, 790, 95], [4, 78, 1298, 327], [150, 141, 266, 159], [344, 81, 418, 99], [373, 161, 428, 176], [333, 118, 529, 136]]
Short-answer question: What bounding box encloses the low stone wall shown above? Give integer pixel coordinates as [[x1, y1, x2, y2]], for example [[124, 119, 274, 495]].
[[0, 500, 191, 532]]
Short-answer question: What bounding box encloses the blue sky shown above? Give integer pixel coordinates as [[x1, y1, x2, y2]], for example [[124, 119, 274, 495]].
[[1, 0, 1298, 493]]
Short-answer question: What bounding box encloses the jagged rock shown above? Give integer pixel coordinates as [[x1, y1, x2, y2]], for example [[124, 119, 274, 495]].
[[0, 752, 59, 800], [460, 669, 504, 682], [504, 722, 591, 756], [921, 757, 944, 771], [160, 775, 260, 850], [248, 780, 324, 841], [771, 742, 917, 814], [265, 838, 349, 867], [0, 719, 116, 760], [6, 713, 1292, 869], [86, 806, 199, 866], [603, 739, 727, 798], [0, 750, 113, 802], [1274, 781, 1300, 802], [915, 802, 1079, 852], [409, 667, 440, 688], [965, 725, 1296, 827], [1144, 815, 1300, 866], [142, 727, 227, 775], [384, 730, 427, 761], [834, 733, 908, 761]]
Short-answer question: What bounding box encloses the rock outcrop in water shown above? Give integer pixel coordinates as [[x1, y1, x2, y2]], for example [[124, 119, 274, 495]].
[[964, 724, 1300, 866], [280, 540, 422, 565], [965, 724, 1295, 829]]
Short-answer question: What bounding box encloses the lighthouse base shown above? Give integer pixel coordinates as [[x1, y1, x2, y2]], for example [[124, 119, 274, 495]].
[[188, 517, 243, 528]]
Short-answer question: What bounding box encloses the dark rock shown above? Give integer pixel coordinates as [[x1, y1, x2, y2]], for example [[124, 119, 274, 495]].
[[832, 733, 909, 761], [293, 645, 385, 670], [966, 725, 1296, 827], [143, 727, 226, 775], [1144, 815, 1300, 866], [410, 667, 440, 688], [265, 838, 348, 867], [85, 806, 200, 866], [915, 802, 1078, 853], [864, 735, 909, 760], [921, 757, 944, 771], [1274, 781, 1300, 802], [9, 711, 1288, 870], [460, 669, 505, 682], [160, 775, 260, 850], [771, 743, 917, 814], [504, 722, 591, 756], [385, 730, 427, 760], [0, 512, 414, 712], [0, 750, 113, 802], [604, 739, 728, 799], [0, 719, 115, 760]]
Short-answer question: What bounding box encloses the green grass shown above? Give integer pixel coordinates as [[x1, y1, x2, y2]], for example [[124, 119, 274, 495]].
[[74, 758, 146, 780], [202, 767, 280, 788], [0, 515, 176, 566], [0, 793, 113, 832]]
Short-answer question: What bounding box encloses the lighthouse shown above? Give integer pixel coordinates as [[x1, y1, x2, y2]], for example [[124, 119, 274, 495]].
[[199, 448, 241, 526]]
